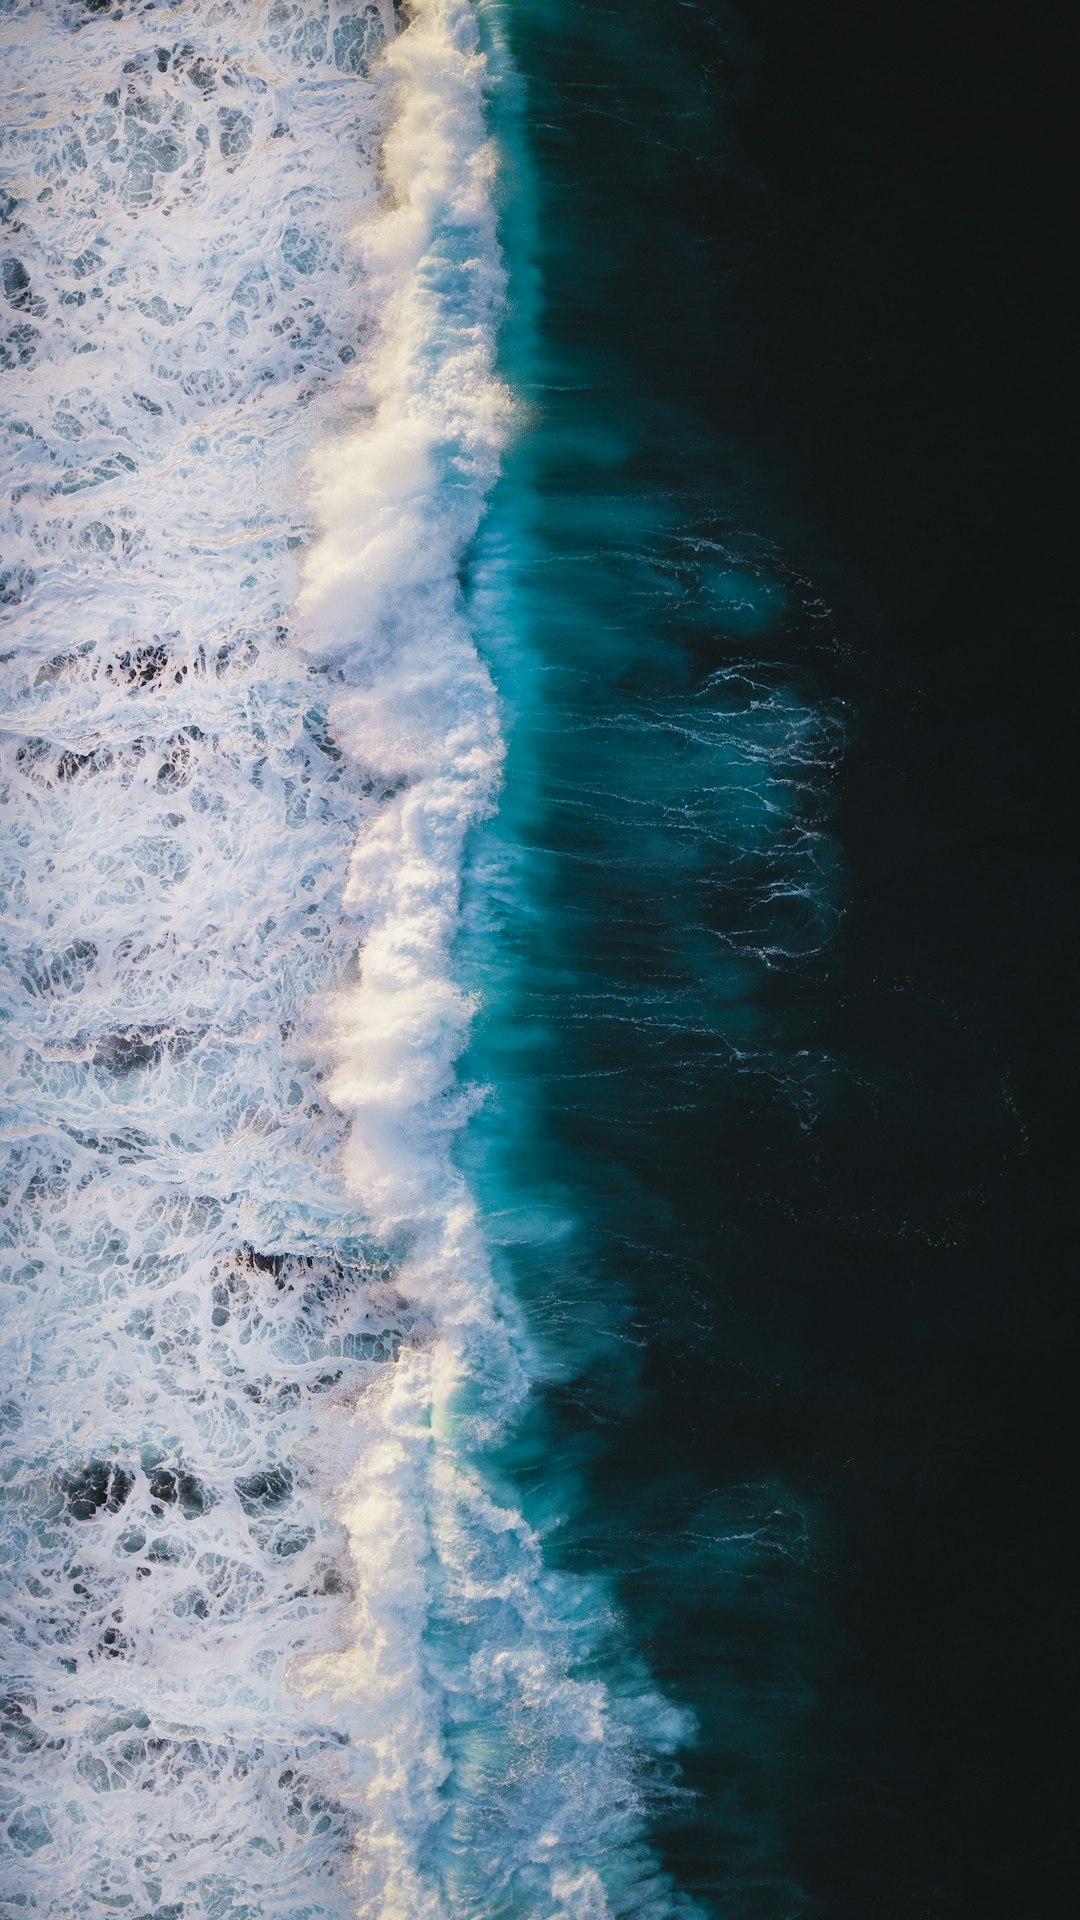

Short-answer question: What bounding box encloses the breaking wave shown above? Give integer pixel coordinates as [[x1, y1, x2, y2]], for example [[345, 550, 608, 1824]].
[[1, 3, 700, 1914]]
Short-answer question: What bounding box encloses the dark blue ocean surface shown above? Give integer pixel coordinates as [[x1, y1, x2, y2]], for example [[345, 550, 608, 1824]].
[[460, 1, 1074, 1914]]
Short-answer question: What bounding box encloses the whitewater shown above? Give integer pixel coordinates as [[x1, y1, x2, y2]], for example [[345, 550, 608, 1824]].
[[0, 3, 698, 1915]]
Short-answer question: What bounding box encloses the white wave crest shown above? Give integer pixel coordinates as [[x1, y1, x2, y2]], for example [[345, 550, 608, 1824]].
[[293, 8, 703, 1915]]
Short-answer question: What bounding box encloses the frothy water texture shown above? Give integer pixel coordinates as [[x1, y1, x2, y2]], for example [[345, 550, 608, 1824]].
[[0, 3, 699, 1915]]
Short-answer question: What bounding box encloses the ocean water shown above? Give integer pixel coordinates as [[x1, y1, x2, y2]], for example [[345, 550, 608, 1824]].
[[3, 1, 1070, 1916]]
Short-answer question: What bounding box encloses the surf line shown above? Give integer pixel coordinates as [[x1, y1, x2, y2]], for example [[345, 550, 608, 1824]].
[[293, 7, 704, 1913], [293, 0, 522, 1906]]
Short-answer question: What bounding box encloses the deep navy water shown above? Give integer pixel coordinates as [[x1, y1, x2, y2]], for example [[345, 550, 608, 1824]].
[[463, 1, 1076, 1915]]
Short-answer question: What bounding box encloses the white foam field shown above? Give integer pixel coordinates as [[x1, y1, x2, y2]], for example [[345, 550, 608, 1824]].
[[1, 3, 699, 1915]]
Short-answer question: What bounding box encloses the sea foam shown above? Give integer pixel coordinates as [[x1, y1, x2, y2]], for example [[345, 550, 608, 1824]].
[[1, 3, 698, 1914]]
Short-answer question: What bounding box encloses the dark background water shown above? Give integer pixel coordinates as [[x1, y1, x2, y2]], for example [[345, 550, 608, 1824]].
[[466, 1, 1076, 1913]]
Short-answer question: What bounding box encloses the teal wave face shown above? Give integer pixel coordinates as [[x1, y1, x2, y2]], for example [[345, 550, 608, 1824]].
[[455, 2, 848, 1911]]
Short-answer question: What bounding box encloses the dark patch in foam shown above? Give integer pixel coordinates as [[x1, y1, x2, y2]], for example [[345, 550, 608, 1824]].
[[56, 745, 115, 781], [58, 1461, 135, 1521], [91, 1024, 199, 1073], [0, 562, 36, 608], [2, 257, 32, 309], [147, 1467, 213, 1519], [235, 1466, 294, 1515], [109, 639, 170, 685], [21, 939, 98, 997]]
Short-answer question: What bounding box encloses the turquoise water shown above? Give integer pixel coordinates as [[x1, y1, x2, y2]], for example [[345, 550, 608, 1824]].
[[454, 5, 846, 1911]]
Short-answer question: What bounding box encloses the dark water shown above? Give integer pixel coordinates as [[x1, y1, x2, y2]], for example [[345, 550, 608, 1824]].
[[462, 1, 1075, 1914]]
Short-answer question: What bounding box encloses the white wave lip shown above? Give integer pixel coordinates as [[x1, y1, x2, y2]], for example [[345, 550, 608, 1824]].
[[298, 0, 509, 1239]]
